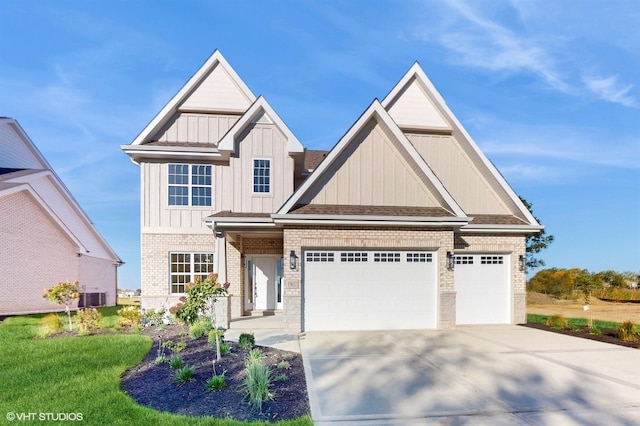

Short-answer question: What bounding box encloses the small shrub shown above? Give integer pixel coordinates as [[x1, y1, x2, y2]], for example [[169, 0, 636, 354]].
[[282, 353, 293, 361], [154, 355, 168, 365], [618, 321, 638, 342], [75, 308, 102, 335], [37, 314, 64, 338], [241, 360, 273, 412], [175, 365, 195, 385], [117, 306, 142, 329], [208, 329, 225, 345], [238, 332, 255, 350], [246, 348, 264, 365], [189, 317, 212, 339], [205, 372, 226, 391], [589, 326, 602, 335], [169, 356, 184, 370], [163, 340, 175, 350], [142, 308, 166, 327], [545, 314, 568, 329], [277, 360, 290, 370], [174, 342, 187, 352], [274, 373, 288, 382], [219, 342, 231, 355]]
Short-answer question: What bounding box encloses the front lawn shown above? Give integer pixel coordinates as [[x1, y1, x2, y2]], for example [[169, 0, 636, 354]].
[[0, 310, 311, 426]]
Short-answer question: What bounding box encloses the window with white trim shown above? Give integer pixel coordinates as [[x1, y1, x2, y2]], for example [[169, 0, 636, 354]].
[[253, 159, 271, 193], [168, 164, 212, 206], [170, 252, 214, 293]]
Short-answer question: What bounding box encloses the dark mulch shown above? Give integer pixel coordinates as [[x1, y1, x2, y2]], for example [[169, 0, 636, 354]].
[[522, 322, 640, 349], [121, 325, 310, 422]]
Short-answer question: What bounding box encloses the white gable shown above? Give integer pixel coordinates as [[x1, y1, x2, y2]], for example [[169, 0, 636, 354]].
[[179, 63, 253, 113], [0, 119, 48, 169], [386, 77, 451, 131]]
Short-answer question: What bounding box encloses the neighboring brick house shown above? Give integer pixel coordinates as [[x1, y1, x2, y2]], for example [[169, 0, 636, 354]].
[[122, 51, 541, 332], [0, 118, 122, 315]]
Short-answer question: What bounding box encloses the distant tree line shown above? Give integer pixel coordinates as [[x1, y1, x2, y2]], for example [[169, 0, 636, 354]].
[[527, 268, 640, 300]]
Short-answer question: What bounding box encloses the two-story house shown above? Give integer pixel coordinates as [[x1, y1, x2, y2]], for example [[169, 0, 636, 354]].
[[122, 51, 541, 332]]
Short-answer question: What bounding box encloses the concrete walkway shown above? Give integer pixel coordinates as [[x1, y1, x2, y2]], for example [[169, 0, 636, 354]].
[[225, 313, 301, 353], [300, 326, 640, 425]]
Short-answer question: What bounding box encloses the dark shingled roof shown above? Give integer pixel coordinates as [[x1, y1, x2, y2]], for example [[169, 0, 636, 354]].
[[468, 215, 528, 225], [289, 204, 454, 217], [304, 150, 329, 171]]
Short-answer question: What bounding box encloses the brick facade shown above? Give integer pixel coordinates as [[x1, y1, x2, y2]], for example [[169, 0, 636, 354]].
[[1, 191, 116, 315]]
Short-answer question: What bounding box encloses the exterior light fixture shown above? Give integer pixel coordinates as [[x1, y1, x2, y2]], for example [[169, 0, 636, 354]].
[[289, 250, 298, 270], [519, 254, 526, 272], [446, 251, 455, 270]]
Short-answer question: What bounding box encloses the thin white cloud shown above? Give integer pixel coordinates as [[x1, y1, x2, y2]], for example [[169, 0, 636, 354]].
[[583, 76, 637, 107]]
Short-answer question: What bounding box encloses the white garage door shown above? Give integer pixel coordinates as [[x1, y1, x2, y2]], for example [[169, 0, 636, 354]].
[[303, 250, 437, 331], [455, 254, 511, 324]]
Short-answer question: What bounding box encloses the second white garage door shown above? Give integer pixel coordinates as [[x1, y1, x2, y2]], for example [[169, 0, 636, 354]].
[[455, 254, 511, 324], [303, 250, 438, 331]]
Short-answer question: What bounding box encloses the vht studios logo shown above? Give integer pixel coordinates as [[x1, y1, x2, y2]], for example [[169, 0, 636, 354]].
[[6, 412, 84, 421]]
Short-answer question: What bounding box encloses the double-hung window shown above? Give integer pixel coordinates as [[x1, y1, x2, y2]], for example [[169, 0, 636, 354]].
[[170, 252, 214, 293], [168, 164, 212, 206], [253, 159, 271, 193]]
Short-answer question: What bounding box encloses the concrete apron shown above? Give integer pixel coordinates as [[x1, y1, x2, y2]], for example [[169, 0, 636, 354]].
[[300, 325, 640, 425]]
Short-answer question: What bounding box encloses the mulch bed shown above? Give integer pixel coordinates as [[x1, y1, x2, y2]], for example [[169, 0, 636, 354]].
[[120, 325, 310, 422], [522, 322, 640, 349]]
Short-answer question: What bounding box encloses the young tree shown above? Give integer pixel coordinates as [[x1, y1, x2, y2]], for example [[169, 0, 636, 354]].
[[42, 280, 80, 331], [176, 273, 230, 362], [520, 197, 554, 269]]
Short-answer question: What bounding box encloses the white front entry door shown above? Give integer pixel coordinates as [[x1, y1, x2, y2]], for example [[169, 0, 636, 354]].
[[252, 256, 280, 311]]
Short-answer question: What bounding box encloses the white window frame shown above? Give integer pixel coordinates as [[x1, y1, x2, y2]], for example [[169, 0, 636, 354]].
[[169, 252, 214, 294], [168, 163, 213, 207], [252, 158, 272, 194]]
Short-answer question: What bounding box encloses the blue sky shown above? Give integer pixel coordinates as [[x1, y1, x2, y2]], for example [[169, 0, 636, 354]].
[[1, 0, 638, 289]]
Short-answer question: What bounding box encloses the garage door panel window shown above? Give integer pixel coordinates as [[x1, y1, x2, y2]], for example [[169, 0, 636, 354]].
[[340, 252, 368, 262], [373, 252, 401, 262], [455, 255, 474, 265], [407, 252, 432, 262], [305, 252, 334, 262], [481, 255, 504, 264]]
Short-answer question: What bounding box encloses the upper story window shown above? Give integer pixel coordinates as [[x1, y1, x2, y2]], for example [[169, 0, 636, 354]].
[[253, 159, 271, 193], [168, 164, 212, 206]]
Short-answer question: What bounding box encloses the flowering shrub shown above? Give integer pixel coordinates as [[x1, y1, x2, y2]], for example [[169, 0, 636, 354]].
[[117, 306, 142, 329], [42, 280, 80, 331], [75, 308, 102, 335]]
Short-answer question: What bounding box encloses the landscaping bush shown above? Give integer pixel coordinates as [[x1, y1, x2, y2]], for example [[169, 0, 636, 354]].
[[618, 321, 639, 342], [545, 314, 568, 329], [42, 280, 80, 331], [241, 357, 273, 412], [205, 372, 226, 391], [117, 306, 142, 329], [208, 328, 225, 345], [37, 314, 65, 338], [189, 316, 212, 339], [238, 332, 256, 350], [169, 356, 184, 370], [174, 365, 195, 385], [75, 308, 102, 335], [142, 308, 166, 327]]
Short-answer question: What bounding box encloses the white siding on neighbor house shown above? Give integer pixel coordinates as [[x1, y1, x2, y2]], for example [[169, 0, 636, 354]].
[[0, 191, 81, 315], [27, 174, 115, 258], [386, 77, 451, 131], [152, 113, 239, 144], [179, 63, 253, 113], [224, 123, 294, 213], [0, 122, 44, 169], [406, 133, 511, 215], [300, 119, 442, 208]]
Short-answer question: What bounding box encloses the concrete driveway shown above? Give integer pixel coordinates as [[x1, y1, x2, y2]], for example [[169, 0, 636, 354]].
[[299, 325, 640, 425]]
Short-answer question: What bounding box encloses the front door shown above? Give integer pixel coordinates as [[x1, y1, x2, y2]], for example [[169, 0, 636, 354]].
[[248, 256, 283, 311]]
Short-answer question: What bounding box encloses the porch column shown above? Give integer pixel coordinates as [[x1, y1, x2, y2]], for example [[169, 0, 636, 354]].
[[215, 233, 227, 284]]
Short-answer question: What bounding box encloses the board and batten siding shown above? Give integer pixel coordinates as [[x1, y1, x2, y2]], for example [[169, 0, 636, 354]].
[[300, 119, 442, 208], [226, 123, 294, 213], [141, 122, 295, 232], [153, 113, 239, 144], [406, 133, 511, 215], [0, 122, 43, 169]]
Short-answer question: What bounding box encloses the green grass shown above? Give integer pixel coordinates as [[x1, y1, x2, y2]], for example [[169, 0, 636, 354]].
[[527, 313, 620, 330], [0, 308, 311, 426]]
